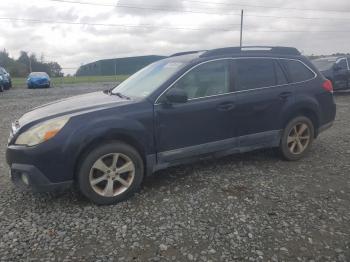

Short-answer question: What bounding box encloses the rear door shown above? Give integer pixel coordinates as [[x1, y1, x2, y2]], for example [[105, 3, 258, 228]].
[[232, 57, 292, 148]]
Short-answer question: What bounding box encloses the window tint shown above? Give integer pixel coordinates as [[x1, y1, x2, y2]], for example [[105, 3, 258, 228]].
[[172, 60, 230, 99], [235, 59, 276, 91], [274, 61, 288, 85], [280, 59, 315, 83], [336, 58, 347, 70]]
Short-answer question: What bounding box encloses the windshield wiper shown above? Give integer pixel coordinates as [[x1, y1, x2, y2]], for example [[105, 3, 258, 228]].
[[111, 92, 130, 100]]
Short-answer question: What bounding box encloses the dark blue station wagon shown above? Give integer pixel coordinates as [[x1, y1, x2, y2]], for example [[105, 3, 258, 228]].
[[6, 46, 336, 204]]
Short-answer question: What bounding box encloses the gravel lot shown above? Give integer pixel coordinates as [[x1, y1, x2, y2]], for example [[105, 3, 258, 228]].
[[0, 86, 349, 261]]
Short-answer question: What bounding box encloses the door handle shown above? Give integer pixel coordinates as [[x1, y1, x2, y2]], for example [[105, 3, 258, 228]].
[[217, 102, 236, 111], [279, 91, 292, 100]]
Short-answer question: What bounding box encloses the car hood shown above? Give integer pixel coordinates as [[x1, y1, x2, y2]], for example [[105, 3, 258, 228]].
[[19, 91, 133, 126]]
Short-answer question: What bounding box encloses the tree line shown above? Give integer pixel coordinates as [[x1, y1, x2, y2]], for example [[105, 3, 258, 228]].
[[0, 49, 63, 77]]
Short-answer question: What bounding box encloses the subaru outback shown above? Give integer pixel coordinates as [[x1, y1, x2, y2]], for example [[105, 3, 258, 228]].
[[6, 46, 336, 205]]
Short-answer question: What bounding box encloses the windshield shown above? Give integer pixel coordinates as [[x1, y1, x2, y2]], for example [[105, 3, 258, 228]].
[[29, 72, 48, 77], [111, 59, 185, 98], [312, 58, 337, 71]]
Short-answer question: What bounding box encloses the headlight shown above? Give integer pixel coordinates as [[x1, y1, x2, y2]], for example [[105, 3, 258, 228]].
[[15, 117, 70, 146], [0, 75, 3, 80]]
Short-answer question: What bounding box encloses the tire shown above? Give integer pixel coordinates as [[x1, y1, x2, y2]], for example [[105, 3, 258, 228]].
[[279, 116, 314, 161], [77, 142, 144, 205], [0, 85, 4, 92]]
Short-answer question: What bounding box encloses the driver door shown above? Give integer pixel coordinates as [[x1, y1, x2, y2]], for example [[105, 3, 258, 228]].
[[154, 59, 238, 164]]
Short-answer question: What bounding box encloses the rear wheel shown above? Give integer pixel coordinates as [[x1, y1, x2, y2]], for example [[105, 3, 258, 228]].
[[78, 142, 144, 205], [280, 116, 314, 161]]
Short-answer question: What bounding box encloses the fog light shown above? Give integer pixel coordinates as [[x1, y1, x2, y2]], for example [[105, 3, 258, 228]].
[[21, 174, 29, 185]]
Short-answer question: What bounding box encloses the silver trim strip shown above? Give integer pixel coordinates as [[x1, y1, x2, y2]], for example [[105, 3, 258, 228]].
[[154, 57, 317, 105]]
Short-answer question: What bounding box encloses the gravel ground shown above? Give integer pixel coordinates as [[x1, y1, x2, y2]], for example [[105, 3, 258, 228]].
[[0, 86, 349, 261]]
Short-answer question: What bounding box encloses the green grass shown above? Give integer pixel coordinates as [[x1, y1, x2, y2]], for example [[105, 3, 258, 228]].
[[12, 75, 129, 88]]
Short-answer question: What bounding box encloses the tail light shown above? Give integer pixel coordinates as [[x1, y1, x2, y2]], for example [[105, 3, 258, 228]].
[[322, 79, 333, 93]]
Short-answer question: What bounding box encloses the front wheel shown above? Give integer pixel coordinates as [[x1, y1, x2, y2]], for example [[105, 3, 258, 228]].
[[280, 116, 314, 161], [78, 142, 144, 205], [0, 85, 4, 92]]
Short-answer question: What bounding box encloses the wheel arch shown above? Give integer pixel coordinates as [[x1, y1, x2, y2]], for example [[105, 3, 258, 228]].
[[282, 107, 320, 138], [73, 132, 147, 181]]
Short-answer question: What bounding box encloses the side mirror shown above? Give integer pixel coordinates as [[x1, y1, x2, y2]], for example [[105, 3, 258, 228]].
[[103, 88, 113, 94], [165, 88, 188, 104]]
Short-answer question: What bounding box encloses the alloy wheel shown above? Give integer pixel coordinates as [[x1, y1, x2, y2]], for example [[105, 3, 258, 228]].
[[287, 122, 311, 155], [89, 153, 135, 197]]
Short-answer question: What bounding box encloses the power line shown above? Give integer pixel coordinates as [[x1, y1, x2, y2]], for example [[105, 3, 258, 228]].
[[245, 13, 350, 21], [182, 0, 350, 14], [48, 0, 239, 16], [1, 17, 350, 33], [0, 17, 239, 31], [46, 0, 350, 21]]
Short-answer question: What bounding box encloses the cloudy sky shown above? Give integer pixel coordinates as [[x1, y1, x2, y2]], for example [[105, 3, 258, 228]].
[[0, 0, 349, 74]]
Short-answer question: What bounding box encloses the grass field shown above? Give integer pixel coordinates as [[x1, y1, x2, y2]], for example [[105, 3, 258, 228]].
[[12, 75, 129, 88]]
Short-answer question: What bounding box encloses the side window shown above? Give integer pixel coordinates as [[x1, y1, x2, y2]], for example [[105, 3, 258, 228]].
[[336, 58, 347, 70], [235, 58, 276, 91], [172, 60, 230, 99], [274, 61, 288, 85], [280, 59, 315, 83]]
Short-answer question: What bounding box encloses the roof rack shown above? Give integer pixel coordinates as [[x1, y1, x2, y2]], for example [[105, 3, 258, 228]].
[[200, 46, 301, 57], [170, 50, 206, 57]]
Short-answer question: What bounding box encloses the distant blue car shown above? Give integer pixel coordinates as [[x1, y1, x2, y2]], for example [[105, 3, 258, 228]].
[[27, 72, 51, 89]]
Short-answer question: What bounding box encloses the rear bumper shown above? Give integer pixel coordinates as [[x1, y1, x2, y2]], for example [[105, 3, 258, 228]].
[[9, 163, 72, 192]]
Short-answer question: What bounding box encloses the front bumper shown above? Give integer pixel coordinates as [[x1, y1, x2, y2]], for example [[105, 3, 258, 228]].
[[27, 81, 49, 88], [9, 163, 72, 192], [6, 139, 76, 193]]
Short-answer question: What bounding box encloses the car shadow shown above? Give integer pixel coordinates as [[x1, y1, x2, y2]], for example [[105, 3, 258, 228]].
[[142, 148, 278, 191], [21, 148, 279, 206]]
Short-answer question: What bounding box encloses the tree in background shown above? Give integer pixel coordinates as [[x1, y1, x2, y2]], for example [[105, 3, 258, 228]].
[[0, 50, 63, 77]]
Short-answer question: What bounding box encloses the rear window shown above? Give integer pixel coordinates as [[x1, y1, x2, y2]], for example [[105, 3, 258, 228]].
[[234, 58, 287, 91], [280, 59, 315, 83]]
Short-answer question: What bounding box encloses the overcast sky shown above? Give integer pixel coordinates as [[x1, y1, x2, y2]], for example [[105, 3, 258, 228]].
[[0, 0, 349, 74]]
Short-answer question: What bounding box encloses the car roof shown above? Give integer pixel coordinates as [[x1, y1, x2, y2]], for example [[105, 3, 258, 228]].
[[30, 71, 47, 73], [166, 46, 303, 64]]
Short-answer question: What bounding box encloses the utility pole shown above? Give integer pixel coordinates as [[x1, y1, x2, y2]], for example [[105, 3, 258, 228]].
[[28, 56, 32, 73], [115, 60, 118, 82], [240, 9, 244, 48]]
